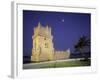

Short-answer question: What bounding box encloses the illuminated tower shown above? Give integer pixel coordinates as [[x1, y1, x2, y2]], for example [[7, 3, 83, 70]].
[[31, 22, 54, 62]]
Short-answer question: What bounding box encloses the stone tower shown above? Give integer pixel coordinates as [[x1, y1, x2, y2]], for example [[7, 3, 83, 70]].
[[31, 22, 54, 62]]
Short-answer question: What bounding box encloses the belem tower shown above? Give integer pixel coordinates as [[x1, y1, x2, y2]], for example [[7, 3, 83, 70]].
[[31, 22, 70, 62]]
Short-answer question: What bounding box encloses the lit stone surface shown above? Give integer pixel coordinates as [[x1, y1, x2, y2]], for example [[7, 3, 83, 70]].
[[31, 22, 70, 62]]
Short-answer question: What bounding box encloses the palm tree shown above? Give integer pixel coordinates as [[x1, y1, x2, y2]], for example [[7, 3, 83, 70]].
[[74, 35, 90, 60]]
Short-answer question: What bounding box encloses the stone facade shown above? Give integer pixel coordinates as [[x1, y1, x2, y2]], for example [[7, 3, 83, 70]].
[[31, 22, 70, 62], [54, 50, 70, 60]]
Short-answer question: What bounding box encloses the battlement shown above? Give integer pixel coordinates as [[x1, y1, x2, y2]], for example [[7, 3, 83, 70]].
[[54, 49, 70, 60], [33, 22, 52, 39]]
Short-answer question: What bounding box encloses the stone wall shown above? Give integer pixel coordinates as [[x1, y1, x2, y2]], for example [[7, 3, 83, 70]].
[[31, 49, 70, 62], [53, 50, 70, 60]]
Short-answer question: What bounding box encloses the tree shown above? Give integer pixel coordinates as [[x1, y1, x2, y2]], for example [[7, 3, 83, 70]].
[[74, 35, 90, 60]]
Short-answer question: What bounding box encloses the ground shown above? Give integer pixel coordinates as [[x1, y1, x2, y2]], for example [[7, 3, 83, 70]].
[[23, 59, 90, 69]]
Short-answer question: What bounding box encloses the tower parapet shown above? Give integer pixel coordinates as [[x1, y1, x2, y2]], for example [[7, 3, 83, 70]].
[[33, 22, 52, 39]]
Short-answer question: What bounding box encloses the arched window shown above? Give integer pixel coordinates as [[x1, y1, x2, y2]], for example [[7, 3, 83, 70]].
[[44, 37, 46, 40], [45, 43, 48, 48]]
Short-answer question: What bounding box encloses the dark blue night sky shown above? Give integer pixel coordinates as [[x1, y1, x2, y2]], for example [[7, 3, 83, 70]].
[[23, 10, 91, 56]]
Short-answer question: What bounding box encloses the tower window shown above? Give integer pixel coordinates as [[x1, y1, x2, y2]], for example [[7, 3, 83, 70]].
[[45, 43, 48, 48], [44, 37, 46, 40]]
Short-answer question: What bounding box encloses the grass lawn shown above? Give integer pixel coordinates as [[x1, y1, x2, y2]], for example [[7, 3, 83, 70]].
[[40, 60, 91, 68]]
